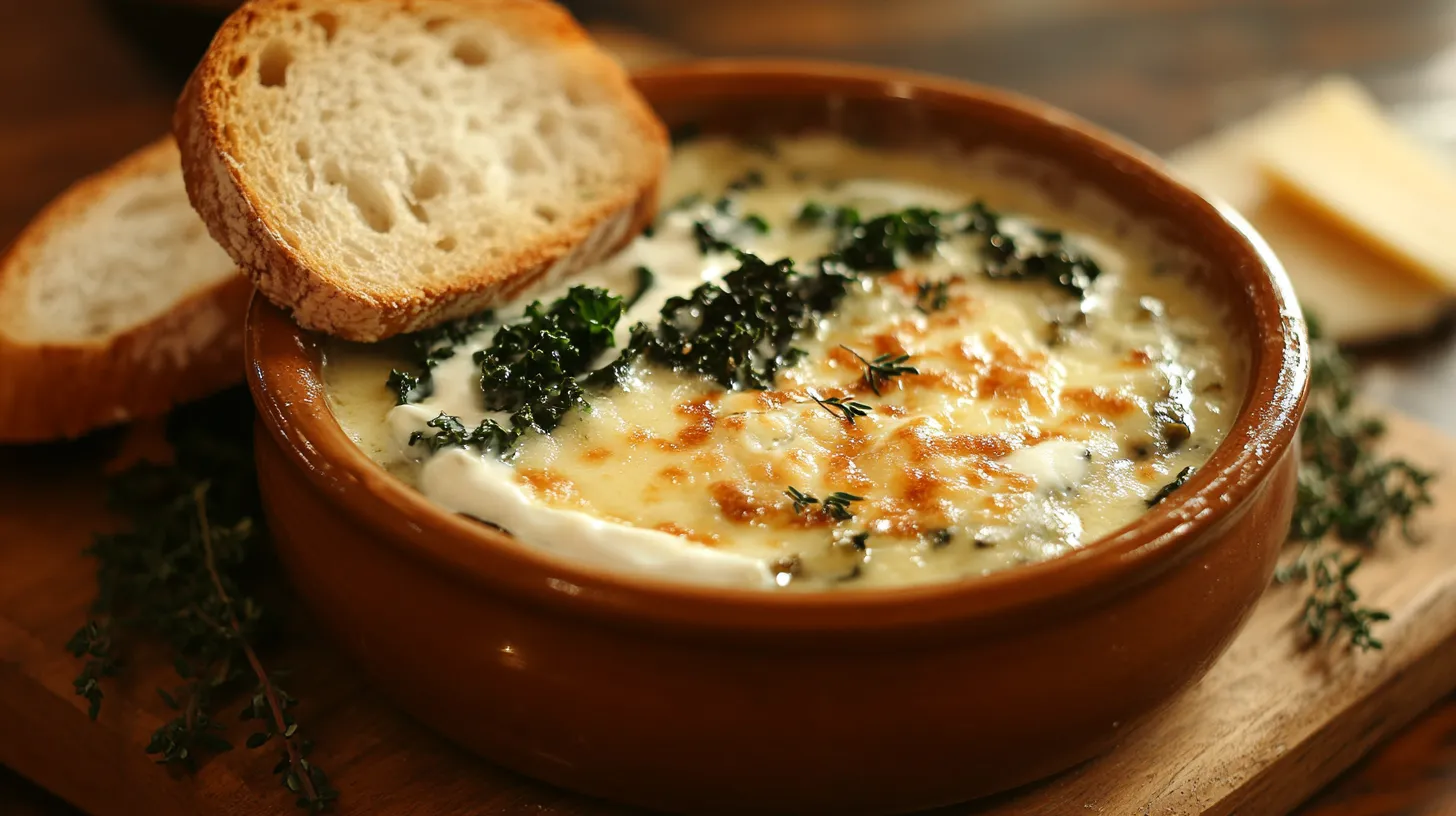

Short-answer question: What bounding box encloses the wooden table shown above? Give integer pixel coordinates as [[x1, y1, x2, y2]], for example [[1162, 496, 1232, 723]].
[[2, 0, 1455, 813]]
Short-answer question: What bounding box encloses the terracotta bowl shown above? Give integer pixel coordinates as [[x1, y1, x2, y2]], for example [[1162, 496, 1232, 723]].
[[247, 61, 1309, 814]]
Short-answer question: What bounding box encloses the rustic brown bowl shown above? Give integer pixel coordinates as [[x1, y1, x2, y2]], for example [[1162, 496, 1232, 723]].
[[247, 60, 1309, 814]]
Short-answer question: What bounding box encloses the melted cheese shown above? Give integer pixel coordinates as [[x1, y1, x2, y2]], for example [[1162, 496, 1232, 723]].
[[324, 136, 1244, 590]]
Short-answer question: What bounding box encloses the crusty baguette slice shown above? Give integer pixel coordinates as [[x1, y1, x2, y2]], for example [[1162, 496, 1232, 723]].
[[176, 0, 668, 342], [0, 137, 251, 443]]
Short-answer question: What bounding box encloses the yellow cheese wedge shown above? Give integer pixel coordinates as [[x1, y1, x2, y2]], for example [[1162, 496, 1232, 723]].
[[1169, 77, 1452, 343], [1259, 77, 1456, 293]]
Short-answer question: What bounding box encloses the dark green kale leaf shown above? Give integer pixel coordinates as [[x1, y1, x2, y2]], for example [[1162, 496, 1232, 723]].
[[829, 207, 945, 272], [385, 311, 495, 404], [616, 252, 855, 391], [1145, 466, 1194, 507], [625, 266, 655, 311], [408, 412, 516, 454], [974, 220, 1102, 300], [407, 287, 633, 456], [471, 286, 626, 438]]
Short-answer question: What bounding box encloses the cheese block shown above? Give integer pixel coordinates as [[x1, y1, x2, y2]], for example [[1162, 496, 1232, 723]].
[[1260, 78, 1456, 293], [1170, 77, 1452, 343]]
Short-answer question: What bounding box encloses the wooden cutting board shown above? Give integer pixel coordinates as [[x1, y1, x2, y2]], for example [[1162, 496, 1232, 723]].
[[1, 409, 1454, 816]]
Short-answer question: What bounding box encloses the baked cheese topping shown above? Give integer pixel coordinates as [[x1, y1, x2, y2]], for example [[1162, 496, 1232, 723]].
[[324, 136, 1244, 590]]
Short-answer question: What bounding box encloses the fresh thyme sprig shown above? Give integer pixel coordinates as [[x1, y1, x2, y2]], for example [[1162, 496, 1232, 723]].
[[812, 394, 873, 425], [822, 492, 864, 521], [1275, 314, 1435, 651], [784, 486, 818, 514], [840, 346, 918, 395], [66, 391, 337, 811], [1276, 544, 1391, 650], [784, 486, 864, 521]]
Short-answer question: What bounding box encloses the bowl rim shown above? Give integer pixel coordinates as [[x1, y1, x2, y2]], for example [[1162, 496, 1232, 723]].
[[247, 58, 1309, 637]]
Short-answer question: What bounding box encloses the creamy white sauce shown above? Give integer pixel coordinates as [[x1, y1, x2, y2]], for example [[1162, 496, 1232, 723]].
[[324, 136, 1244, 590]]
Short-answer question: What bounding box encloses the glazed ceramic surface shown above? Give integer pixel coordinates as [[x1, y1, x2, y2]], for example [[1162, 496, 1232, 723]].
[[247, 60, 1309, 814]]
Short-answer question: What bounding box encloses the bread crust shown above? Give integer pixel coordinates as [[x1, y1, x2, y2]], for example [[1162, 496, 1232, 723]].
[[0, 278, 252, 442], [175, 0, 667, 342], [0, 137, 251, 442]]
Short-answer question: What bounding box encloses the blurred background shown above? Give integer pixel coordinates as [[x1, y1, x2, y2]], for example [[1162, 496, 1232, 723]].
[[4, 1, 1456, 814], [96, 0, 1456, 153]]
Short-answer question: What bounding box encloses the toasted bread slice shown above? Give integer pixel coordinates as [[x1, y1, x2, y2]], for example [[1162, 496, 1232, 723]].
[[0, 137, 251, 442], [176, 0, 668, 342]]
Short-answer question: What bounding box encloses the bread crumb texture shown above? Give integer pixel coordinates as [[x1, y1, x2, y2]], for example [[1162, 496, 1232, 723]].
[[180, 0, 666, 340], [0, 140, 236, 344]]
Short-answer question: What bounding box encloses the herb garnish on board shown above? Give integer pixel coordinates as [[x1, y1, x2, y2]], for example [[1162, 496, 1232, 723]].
[[1274, 315, 1434, 651], [66, 392, 337, 811]]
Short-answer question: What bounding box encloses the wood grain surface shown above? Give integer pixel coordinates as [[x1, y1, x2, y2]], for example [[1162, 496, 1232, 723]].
[[2, 1, 1456, 814]]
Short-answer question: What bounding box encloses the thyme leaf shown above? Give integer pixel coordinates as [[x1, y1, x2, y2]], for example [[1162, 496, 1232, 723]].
[[66, 391, 337, 811], [915, 279, 952, 313], [1275, 313, 1435, 650], [822, 492, 865, 521], [784, 487, 863, 521], [812, 395, 872, 425], [784, 486, 818, 514], [841, 346, 918, 395]]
